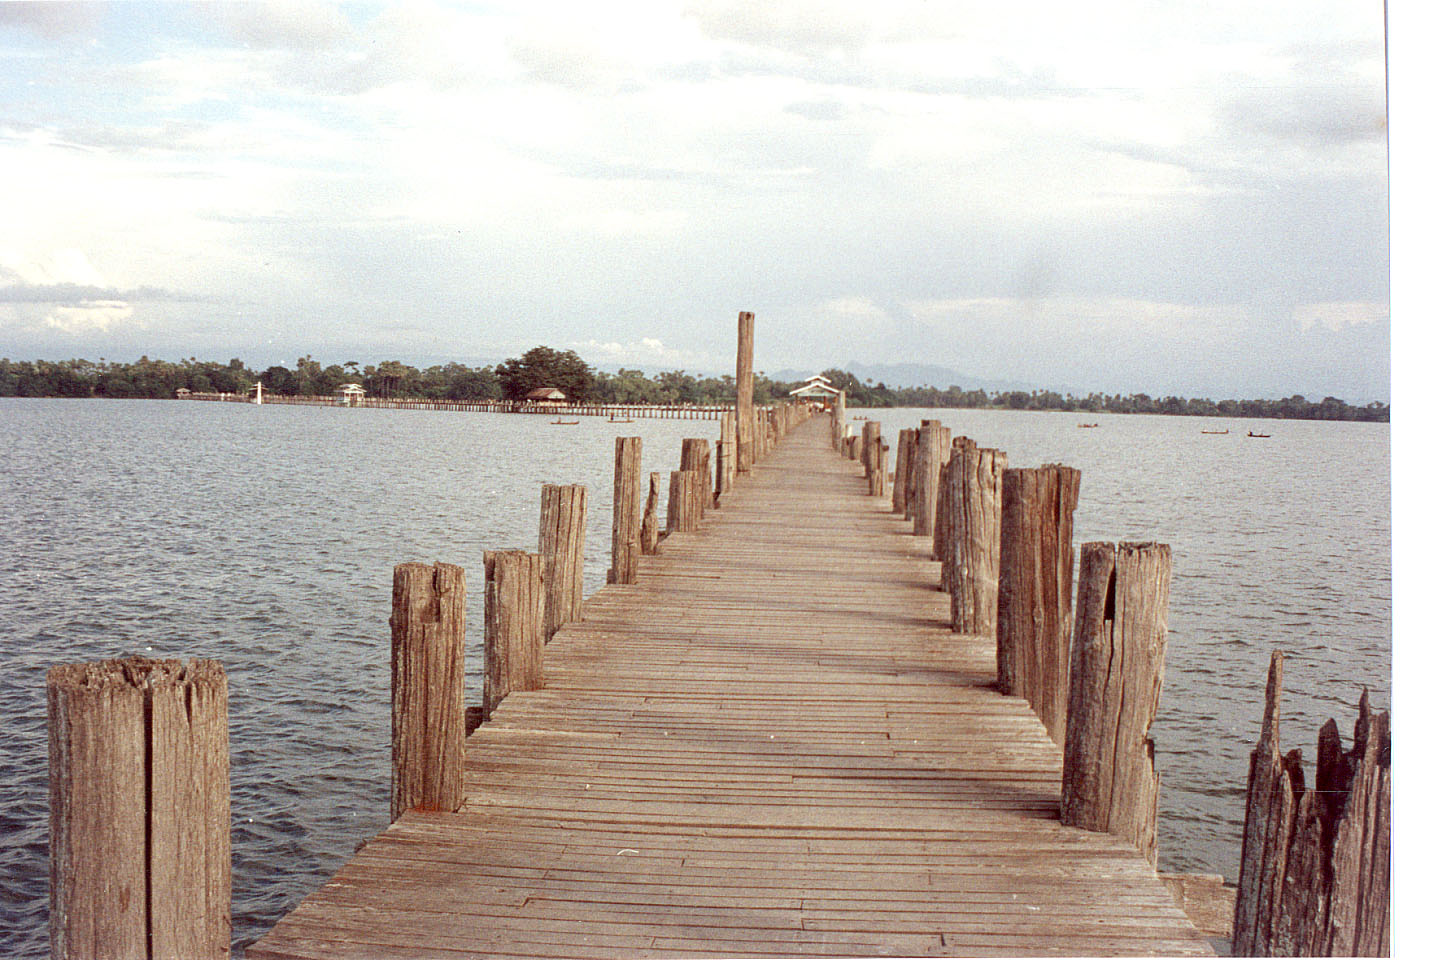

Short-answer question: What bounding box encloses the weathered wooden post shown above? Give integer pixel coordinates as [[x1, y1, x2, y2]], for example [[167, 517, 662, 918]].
[[870, 442, 890, 498], [48, 657, 230, 960], [1231, 652, 1391, 956], [891, 428, 915, 515], [948, 442, 1007, 636], [911, 421, 951, 538], [666, 470, 701, 532], [680, 438, 711, 519], [736, 311, 755, 472], [1061, 542, 1172, 863], [831, 390, 847, 450], [481, 551, 544, 722], [608, 437, 642, 584], [845, 435, 860, 460], [933, 439, 963, 571], [861, 421, 881, 486], [996, 464, 1081, 744], [640, 472, 662, 553], [391, 561, 466, 821], [538, 484, 586, 642], [718, 411, 737, 495]]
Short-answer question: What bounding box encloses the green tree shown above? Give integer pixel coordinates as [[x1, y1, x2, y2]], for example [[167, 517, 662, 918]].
[[495, 346, 595, 401]]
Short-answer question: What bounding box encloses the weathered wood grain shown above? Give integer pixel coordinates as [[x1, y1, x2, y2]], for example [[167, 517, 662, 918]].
[[996, 464, 1080, 745], [948, 441, 1006, 636], [1061, 542, 1172, 864], [392, 563, 466, 821], [608, 437, 642, 584], [50, 657, 231, 960], [539, 484, 586, 641], [482, 552, 542, 725], [640, 472, 662, 555], [735, 311, 755, 472]]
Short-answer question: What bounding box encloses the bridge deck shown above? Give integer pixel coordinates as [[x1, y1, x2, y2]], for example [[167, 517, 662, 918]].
[[249, 415, 1212, 958]]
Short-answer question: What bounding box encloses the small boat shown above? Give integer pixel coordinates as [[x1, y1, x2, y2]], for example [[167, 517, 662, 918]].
[[1077, 422, 1099, 429], [1201, 429, 1229, 435], [550, 419, 581, 425], [1246, 431, 1270, 438], [608, 417, 634, 424]]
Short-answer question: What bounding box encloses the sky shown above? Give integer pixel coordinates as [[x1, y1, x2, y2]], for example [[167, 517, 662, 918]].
[[0, 0, 1391, 401]]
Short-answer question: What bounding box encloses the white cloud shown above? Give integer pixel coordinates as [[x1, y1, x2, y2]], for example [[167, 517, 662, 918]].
[[1294, 301, 1389, 332], [44, 301, 139, 334]]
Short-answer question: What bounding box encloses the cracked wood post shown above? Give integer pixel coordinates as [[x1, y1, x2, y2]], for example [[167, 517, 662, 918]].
[[933, 438, 964, 573], [666, 470, 701, 533], [735, 310, 755, 472], [871, 442, 890, 498], [949, 441, 1007, 636], [608, 438, 642, 584], [48, 657, 230, 960], [831, 390, 847, 450], [891, 428, 915, 516], [391, 561, 465, 821], [640, 471, 662, 554], [911, 421, 951, 539], [718, 411, 736, 497], [481, 551, 544, 723], [996, 464, 1081, 744], [1231, 651, 1391, 956], [1061, 542, 1173, 864], [861, 421, 881, 491], [539, 483, 586, 642], [680, 438, 711, 519]]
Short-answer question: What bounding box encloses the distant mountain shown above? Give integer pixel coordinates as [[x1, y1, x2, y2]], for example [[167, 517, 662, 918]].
[[767, 362, 1046, 395]]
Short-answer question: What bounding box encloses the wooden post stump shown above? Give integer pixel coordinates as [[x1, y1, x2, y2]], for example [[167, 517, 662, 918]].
[[680, 438, 711, 519], [736, 311, 755, 472], [1061, 542, 1173, 864], [1232, 652, 1391, 956], [48, 657, 230, 960], [391, 562, 466, 821], [539, 484, 586, 641], [481, 551, 544, 723], [718, 411, 737, 495], [871, 443, 890, 498], [892, 428, 915, 515], [948, 442, 1007, 636], [912, 421, 951, 538], [640, 472, 662, 554], [608, 438, 642, 584], [832, 391, 847, 450], [666, 470, 701, 533], [933, 439, 963, 568], [996, 464, 1081, 744]]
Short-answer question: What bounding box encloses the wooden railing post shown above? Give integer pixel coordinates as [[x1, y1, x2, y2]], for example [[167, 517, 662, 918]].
[[831, 391, 847, 450], [736, 311, 755, 472], [48, 657, 230, 960], [608, 438, 642, 584], [539, 484, 586, 642], [996, 464, 1081, 744], [892, 428, 915, 516], [911, 421, 951, 538], [1231, 652, 1391, 956], [391, 562, 466, 821], [1061, 542, 1172, 864], [933, 438, 963, 570], [718, 411, 737, 496], [948, 442, 1007, 636], [680, 438, 711, 519], [666, 470, 701, 532], [641, 472, 662, 553], [871, 442, 890, 498], [481, 551, 544, 722]]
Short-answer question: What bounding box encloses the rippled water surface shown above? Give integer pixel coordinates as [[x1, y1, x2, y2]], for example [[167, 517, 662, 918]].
[[0, 400, 1390, 955]]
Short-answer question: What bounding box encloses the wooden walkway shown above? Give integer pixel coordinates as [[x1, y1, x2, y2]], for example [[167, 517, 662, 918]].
[[249, 415, 1213, 958]]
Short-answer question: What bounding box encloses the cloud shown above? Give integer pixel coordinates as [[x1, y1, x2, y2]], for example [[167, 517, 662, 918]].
[[1294, 301, 1389, 332], [0, 2, 105, 39], [211, 1, 352, 50], [43, 302, 138, 334], [685, 0, 875, 56], [572, 337, 706, 368]]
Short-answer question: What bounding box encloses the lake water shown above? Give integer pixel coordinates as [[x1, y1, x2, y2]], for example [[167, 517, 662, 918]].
[[0, 399, 1390, 955]]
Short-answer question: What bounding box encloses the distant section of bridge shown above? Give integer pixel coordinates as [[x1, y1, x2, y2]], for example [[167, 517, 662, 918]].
[[248, 414, 1211, 958]]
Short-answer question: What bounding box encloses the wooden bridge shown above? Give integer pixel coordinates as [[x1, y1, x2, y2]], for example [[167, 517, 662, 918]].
[[248, 414, 1212, 958]]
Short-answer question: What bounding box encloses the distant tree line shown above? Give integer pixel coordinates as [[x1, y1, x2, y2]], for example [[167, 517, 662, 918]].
[[0, 351, 1389, 422]]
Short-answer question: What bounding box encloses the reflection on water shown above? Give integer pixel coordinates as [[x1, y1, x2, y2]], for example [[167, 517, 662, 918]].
[[0, 400, 1389, 954]]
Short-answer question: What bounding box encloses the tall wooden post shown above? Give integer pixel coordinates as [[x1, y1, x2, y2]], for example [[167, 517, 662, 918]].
[[949, 442, 1007, 636], [539, 484, 586, 642], [831, 391, 847, 450], [1061, 542, 1172, 864], [608, 438, 642, 584], [48, 657, 230, 960], [871, 443, 890, 498], [996, 465, 1081, 744], [892, 428, 915, 515], [391, 562, 466, 821], [735, 311, 755, 472], [482, 551, 544, 722], [912, 421, 951, 539]]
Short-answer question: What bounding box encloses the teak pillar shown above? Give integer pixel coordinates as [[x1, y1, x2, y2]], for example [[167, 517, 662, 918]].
[[912, 421, 951, 539], [391, 562, 466, 821], [48, 657, 230, 960], [539, 484, 586, 641], [735, 310, 755, 473], [948, 441, 1007, 636], [996, 464, 1081, 744], [608, 437, 642, 584], [482, 550, 544, 722], [1061, 542, 1173, 864]]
